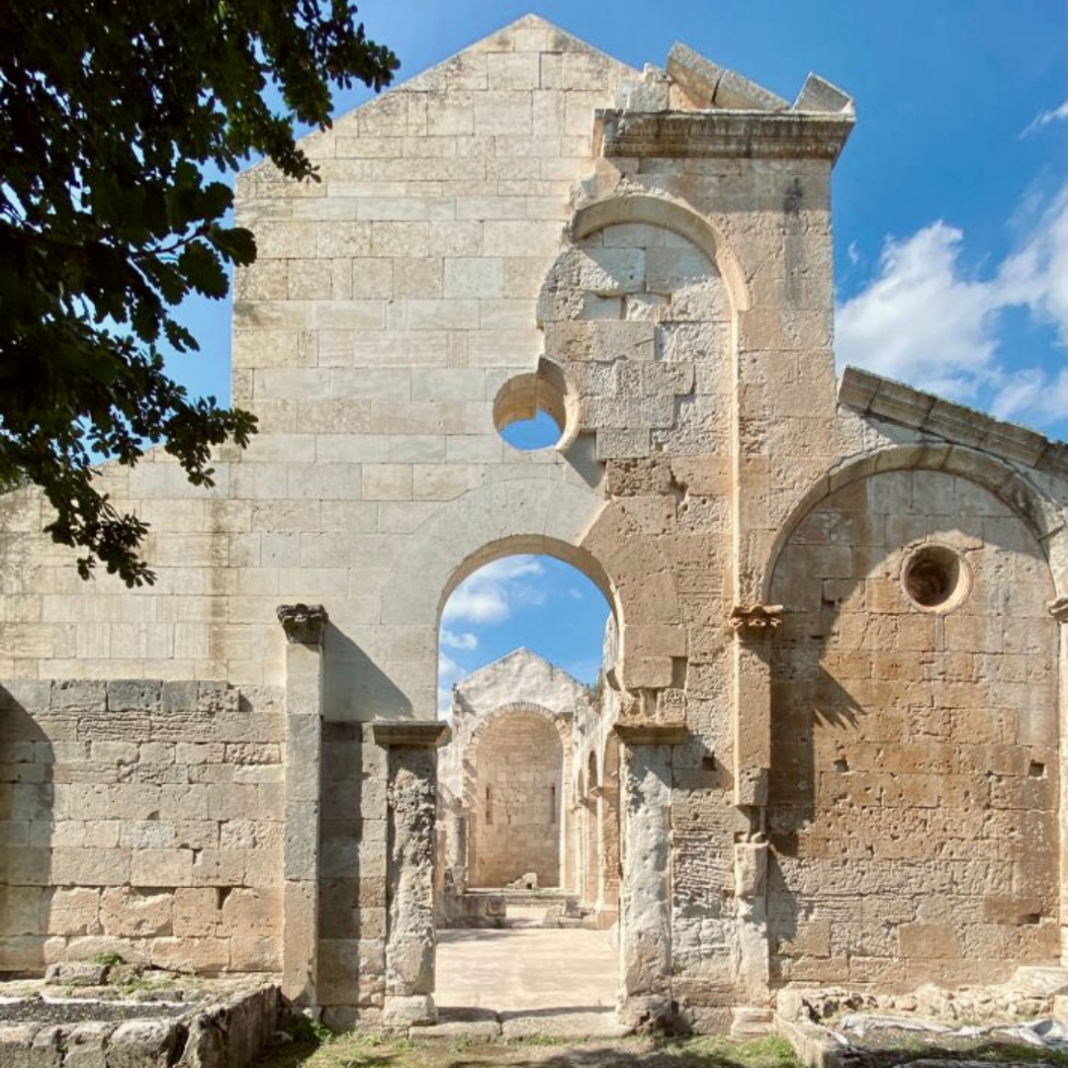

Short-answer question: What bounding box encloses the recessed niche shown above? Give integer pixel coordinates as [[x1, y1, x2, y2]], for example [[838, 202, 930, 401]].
[[901, 544, 970, 612], [493, 366, 568, 452]]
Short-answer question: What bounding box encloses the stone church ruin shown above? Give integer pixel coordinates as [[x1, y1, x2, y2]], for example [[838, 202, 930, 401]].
[[1, 14, 1066, 1034]]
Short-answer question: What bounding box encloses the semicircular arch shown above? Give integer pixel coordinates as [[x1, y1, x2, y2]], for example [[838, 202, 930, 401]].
[[568, 192, 750, 314], [761, 443, 1067, 602], [462, 701, 571, 814]]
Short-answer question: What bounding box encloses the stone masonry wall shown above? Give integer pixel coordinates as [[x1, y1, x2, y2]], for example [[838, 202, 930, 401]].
[[767, 470, 1060, 988], [0, 679, 285, 974], [317, 721, 388, 1021], [472, 711, 562, 887]]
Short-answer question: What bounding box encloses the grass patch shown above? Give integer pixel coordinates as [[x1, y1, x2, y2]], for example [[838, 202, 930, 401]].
[[664, 1033, 799, 1067], [279, 1011, 334, 1047], [251, 1029, 806, 1068], [90, 951, 125, 968]]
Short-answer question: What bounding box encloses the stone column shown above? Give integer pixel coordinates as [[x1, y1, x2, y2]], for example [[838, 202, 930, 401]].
[[734, 836, 770, 1004], [615, 721, 687, 1030], [278, 604, 329, 1008], [729, 605, 781, 807], [373, 722, 449, 1027], [446, 807, 467, 894], [1050, 597, 1068, 968]]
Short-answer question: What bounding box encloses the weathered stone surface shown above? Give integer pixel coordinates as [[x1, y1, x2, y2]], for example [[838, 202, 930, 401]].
[[43, 960, 108, 986], [0, 11, 1065, 1035]]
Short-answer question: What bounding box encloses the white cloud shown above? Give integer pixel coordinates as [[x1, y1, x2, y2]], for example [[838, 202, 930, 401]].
[[1021, 100, 1068, 138], [835, 185, 1068, 430], [440, 628, 478, 651], [437, 651, 465, 716], [442, 555, 545, 625], [989, 365, 1068, 425], [847, 240, 861, 266]]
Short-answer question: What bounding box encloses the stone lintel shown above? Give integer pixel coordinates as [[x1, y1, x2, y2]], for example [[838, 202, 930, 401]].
[[839, 367, 1068, 475], [593, 109, 854, 162], [373, 721, 450, 748], [614, 721, 688, 746], [277, 603, 329, 645]]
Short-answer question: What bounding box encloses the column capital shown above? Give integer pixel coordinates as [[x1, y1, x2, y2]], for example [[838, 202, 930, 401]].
[[729, 603, 783, 635], [277, 603, 329, 646]]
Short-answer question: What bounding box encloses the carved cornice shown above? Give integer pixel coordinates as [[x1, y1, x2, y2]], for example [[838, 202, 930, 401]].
[[373, 722, 451, 749], [614, 722, 689, 746], [1048, 597, 1068, 624], [594, 110, 854, 162], [277, 603, 329, 646], [729, 604, 784, 632]]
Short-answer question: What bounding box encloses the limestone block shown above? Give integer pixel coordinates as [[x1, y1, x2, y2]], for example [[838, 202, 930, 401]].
[[192, 849, 246, 887], [52, 849, 132, 887], [46, 887, 102, 937], [405, 299, 481, 331], [219, 887, 281, 937], [118, 821, 175, 850], [897, 923, 961, 959], [0, 885, 42, 936], [230, 934, 282, 971], [316, 221, 371, 257], [62, 1021, 113, 1068], [362, 465, 414, 501], [794, 73, 854, 114], [172, 888, 219, 938], [50, 680, 106, 711], [127, 849, 192, 887], [99, 888, 172, 938], [146, 936, 229, 973], [285, 801, 321, 881], [282, 880, 319, 1002]]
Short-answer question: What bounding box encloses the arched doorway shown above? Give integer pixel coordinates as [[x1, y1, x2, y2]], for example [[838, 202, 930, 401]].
[[433, 547, 620, 1019]]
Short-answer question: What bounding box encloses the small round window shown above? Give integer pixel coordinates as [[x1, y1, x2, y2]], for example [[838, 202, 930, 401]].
[[493, 367, 568, 452], [901, 544, 970, 612]]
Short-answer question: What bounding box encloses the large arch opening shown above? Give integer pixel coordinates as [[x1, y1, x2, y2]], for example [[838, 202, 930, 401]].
[[433, 546, 622, 1019]]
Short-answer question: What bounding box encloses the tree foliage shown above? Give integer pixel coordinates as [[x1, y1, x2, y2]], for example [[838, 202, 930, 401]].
[[0, 0, 397, 584]]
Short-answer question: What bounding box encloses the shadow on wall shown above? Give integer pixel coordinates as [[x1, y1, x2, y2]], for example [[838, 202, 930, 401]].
[[764, 469, 1060, 988], [317, 717, 380, 1018], [0, 686, 53, 977], [323, 626, 413, 721]]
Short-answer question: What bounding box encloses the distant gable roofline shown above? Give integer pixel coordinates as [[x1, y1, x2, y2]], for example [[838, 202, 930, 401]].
[[453, 646, 590, 694]]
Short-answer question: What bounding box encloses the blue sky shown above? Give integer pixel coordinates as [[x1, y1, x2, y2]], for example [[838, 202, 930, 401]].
[[161, 2, 1067, 704]]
